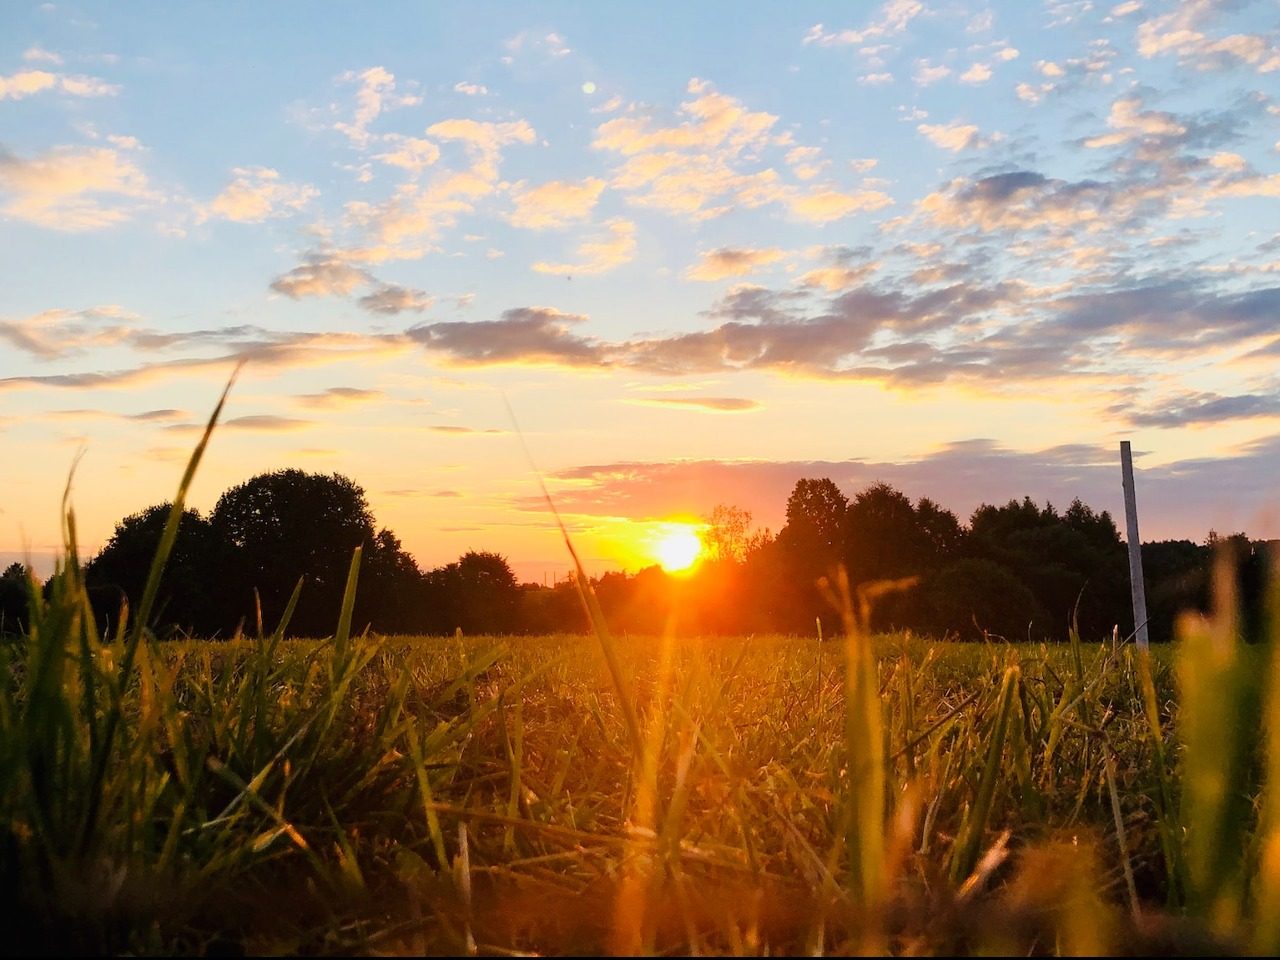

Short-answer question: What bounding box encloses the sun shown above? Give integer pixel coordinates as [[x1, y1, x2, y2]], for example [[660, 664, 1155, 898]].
[[653, 526, 704, 574]]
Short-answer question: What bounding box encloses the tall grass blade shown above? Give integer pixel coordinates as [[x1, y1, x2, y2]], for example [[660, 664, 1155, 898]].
[[1178, 554, 1257, 935], [1253, 552, 1280, 954], [821, 568, 886, 915], [333, 546, 362, 664], [950, 664, 1019, 885], [79, 366, 239, 857]]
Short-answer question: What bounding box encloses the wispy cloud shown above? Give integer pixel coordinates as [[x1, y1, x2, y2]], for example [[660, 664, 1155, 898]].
[[333, 66, 421, 147], [630, 396, 762, 412], [0, 68, 117, 101], [686, 247, 785, 281], [0, 145, 153, 230], [293, 386, 385, 408], [409, 306, 606, 367], [509, 177, 605, 229], [917, 121, 998, 152], [1136, 0, 1280, 73], [531, 218, 636, 276], [199, 166, 317, 224], [803, 2, 924, 48]]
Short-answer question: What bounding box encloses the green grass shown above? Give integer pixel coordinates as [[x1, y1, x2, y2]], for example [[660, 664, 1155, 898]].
[[0, 598, 1249, 955], [4, 381, 1280, 954]]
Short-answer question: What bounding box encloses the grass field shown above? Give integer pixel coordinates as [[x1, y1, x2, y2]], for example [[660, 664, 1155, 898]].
[[5, 580, 1276, 956], [5, 391, 1280, 956]]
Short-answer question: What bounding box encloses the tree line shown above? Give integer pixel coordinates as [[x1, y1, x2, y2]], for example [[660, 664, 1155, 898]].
[[0, 468, 1270, 642]]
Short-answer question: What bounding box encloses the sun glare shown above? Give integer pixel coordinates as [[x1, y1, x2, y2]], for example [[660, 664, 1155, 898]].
[[653, 526, 704, 573]]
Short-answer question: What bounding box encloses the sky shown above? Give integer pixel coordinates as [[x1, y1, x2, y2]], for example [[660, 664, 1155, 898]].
[[2, 0, 1280, 583]]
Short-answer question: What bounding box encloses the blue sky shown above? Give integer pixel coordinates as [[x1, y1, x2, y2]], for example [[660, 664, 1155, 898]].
[[3, 1, 1280, 579]]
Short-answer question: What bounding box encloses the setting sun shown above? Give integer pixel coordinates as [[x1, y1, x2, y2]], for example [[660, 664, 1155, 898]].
[[652, 526, 704, 573]]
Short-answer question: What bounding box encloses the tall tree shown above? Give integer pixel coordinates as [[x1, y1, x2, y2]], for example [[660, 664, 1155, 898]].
[[210, 470, 376, 637], [425, 551, 521, 635], [773, 478, 850, 632], [779, 478, 848, 565], [0, 562, 29, 636], [85, 504, 222, 637]]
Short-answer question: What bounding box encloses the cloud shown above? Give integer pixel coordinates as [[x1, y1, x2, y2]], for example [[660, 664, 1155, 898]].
[[294, 387, 385, 408], [453, 81, 488, 96], [803, 2, 924, 47], [166, 414, 314, 434], [1137, 0, 1280, 73], [270, 255, 373, 299], [374, 135, 442, 174], [425, 118, 536, 178], [859, 72, 894, 85], [379, 253, 1280, 397], [917, 122, 993, 152], [429, 425, 504, 435], [22, 45, 63, 65], [1117, 391, 1280, 428], [223, 415, 313, 431], [408, 306, 608, 367], [595, 80, 890, 223], [594, 79, 777, 157], [0, 329, 412, 392], [913, 60, 952, 85], [788, 186, 892, 222], [0, 305, 144, 360], [357, 283, 434, 314], [799, 248, 879, 292], [0, 144, 152, 230], [40, 406, 189, 423], [959, 63, 992, 84], [594, 79, 789, 219], [630, 396, 762, 412], [509, 177, 606, 229], [502, 30, 572, 62], [1081, 94, 1185, 149], [686, 247, 785, 281], [0, 69, 117, 101], [200, 166, 317, 223], [334, 66, 421, 147], [785, 145, 826, 181], [918, 170, 1119, 233], [532, 217, 637, 276], [341, 118, 536, 258]]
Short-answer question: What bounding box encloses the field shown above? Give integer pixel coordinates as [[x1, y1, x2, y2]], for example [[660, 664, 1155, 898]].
[[6, 549, 1280, 956]]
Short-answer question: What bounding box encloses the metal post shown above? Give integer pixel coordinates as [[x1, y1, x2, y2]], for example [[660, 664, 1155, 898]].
[[1120, 441, 1150, 650]]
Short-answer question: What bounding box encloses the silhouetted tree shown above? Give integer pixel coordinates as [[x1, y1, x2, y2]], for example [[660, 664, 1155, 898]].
[[355, 528, 429, 635], [85, 504, 223, 637], [0, 562, 28, 636], [774, 478, 849, 633], [1141, 539, 1210, 642], [841, 484, 965, 632], [425, 551, 520, 635], [210, 470, 377, 637], [925, 558, 1047, 641], [964, 497, 1126, 640]]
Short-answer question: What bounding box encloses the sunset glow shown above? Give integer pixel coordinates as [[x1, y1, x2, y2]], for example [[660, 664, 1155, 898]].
[[651, 525, 704, 574]]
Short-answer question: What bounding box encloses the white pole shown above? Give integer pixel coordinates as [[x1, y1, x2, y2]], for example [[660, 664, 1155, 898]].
[[1120, 441, 1150, 650]]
